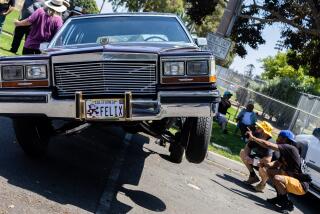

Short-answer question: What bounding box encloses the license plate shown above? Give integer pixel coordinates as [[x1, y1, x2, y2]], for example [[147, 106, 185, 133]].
[[85, 99, 125, 119]]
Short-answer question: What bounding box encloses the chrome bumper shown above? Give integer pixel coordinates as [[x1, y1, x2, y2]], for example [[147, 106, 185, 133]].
[[0, 90, 220, 120]]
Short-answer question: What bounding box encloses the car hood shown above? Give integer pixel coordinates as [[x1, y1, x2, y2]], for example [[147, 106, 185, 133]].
[[47, 42, 203, 56]]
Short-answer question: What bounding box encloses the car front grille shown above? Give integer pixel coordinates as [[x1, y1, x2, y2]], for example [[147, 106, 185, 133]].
[[53, 61, 157, 97]]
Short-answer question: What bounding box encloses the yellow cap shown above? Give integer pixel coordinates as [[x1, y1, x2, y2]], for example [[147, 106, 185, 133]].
[[256, 121, 273, 137]]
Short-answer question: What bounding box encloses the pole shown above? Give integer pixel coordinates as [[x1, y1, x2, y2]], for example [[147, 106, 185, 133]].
[[100, 0, 106, 13], [216, 0, 244, 37]]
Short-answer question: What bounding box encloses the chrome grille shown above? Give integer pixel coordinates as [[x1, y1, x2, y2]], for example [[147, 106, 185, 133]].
[[54, 61, 157, 97]]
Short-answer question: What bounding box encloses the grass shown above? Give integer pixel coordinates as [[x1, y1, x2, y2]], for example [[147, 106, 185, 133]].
[[209, 121, 243, 162], [3, 10, 19, 34], [0, 10, 23, 56]]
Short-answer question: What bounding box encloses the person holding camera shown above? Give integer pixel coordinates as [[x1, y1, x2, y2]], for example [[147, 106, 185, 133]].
[[240, 121, 275, 192], [246, 129, 312, 213], [216, 91, 233, 134]]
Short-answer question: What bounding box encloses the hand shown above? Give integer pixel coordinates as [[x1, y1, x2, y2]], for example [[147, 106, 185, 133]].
[[246, 127, 254, 140], [14, 20, 20, 26]]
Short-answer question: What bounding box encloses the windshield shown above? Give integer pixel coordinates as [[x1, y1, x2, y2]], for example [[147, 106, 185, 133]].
[[51, 16, 191, 48]]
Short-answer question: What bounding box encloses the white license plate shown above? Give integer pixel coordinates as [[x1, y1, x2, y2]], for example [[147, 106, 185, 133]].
[[85, 99, 125, 119]]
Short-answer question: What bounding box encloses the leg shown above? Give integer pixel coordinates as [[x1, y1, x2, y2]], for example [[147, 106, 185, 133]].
[[238, 123, 248, 140], [240, 149, 253, 172], [273, 175, 287, 195], [239, 150, 259, 184], [10, 26, 28, 53], [0, 15, 6, 34], [254, 166, 268, 192]]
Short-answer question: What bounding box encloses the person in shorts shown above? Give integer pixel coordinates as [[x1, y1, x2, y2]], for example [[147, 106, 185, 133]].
[[240, 121, 275, 192], [246, 129, 311, 213], [216, 91, 233, 134]]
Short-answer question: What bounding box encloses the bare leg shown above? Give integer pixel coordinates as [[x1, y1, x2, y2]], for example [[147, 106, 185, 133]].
[[273, 175, 287, 195], [240, 149, 253, 172]]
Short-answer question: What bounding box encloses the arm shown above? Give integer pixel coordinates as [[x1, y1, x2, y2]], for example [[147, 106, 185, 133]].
[[14, 19, 31, 27], [261, 160, 282, 169], [3, 6, 14, 15], [246, 128, 280, 151]]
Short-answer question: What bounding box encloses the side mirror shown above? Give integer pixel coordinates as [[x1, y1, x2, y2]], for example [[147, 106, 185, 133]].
[[194, 37, 208, 47], [39, 42, 50, 53]]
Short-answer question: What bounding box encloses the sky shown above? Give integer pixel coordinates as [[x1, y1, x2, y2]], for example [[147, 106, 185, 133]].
[[229, 24, 282, 75], [95, 0, 113, 13], [94, 0, 281, 76]]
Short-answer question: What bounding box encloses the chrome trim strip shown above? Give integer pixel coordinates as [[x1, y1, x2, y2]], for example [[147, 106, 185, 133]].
[[0, 90, 219, 120]]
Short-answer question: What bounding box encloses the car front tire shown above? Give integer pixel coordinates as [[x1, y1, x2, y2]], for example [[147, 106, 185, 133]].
[[185, 117, 212, 164], [13, 118, 53, 158]]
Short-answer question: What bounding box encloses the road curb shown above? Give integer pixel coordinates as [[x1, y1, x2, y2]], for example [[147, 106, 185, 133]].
[[206, 151, 248, 176]]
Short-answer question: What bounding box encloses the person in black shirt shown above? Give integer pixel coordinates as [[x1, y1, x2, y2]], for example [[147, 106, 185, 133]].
[[240, 121, 274, 192], [0, 0, 15, 35], [246, 129, 311, 213], [216, 91, 232, 134]]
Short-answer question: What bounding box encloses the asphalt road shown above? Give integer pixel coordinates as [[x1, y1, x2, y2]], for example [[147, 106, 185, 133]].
[[0, 117, 318, 214]]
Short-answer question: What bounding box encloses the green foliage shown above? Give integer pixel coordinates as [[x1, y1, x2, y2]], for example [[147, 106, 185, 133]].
[[254, 52, 320, 128], [109, 0, 184, 13], [108, 0, 226, 39], [261, 52, 319, 95], [184, 0, 320, 78], [71, 0, 99, 14], [193, 0, 226, 37], [230, 5, 266, 57], [185, 0, 220, 25]]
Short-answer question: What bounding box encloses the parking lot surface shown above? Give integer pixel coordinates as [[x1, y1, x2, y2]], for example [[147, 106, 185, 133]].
[[0, 117, 318, 214]]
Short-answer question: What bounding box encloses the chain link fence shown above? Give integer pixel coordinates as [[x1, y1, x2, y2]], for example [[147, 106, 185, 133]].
[[216, 66, 320, 136]]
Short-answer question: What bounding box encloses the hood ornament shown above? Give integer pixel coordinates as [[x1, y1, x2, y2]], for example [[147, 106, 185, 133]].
[[99, 37, 110, 46]]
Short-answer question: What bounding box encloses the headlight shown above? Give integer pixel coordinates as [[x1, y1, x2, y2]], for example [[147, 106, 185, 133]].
[[26, 65, 47, 79], [187, 61, 209, 75], [163, 62, 185, 76], [1, 66, 24, 81]]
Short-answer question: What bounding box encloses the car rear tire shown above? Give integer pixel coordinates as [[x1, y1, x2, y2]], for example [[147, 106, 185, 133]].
[[185, 117, 212, 164], [13, 118, 53, 158], [169, 132, 184, 163]]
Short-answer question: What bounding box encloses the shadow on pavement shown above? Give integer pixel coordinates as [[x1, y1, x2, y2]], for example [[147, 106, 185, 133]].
[[0, 118, 126, 213], [110, 133, 166, 213], [212, 174, 278, 212], [214, 173, 320, 214]]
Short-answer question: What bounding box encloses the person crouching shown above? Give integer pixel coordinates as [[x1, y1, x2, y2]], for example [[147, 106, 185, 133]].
[[240, 121, 274, 192], [246, 129, 312, 213]]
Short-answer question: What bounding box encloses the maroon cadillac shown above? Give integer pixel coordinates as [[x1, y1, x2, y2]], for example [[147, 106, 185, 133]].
[[0, 13, 220, 163]]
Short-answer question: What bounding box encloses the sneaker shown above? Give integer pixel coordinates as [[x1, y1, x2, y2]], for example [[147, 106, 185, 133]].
[[279, 200, 294, 213], [254, 182, 266, 192], [244, 175, 260, 184], [266, 196, 281, 205]]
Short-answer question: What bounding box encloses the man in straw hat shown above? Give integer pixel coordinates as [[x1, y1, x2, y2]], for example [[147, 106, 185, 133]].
[[246, 129, 312, 213], [14, 0, 67, 54], [240, 121, 275, 192]]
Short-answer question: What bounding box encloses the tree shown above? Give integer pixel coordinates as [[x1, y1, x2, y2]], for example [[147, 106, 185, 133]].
[[185, 1, 320, 78], [108, 0, 226, 37], [71, 0, 99, 14], [261, 52, 319, 95], [108, 0, 184, 13], [244, 64, 255, 78]]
